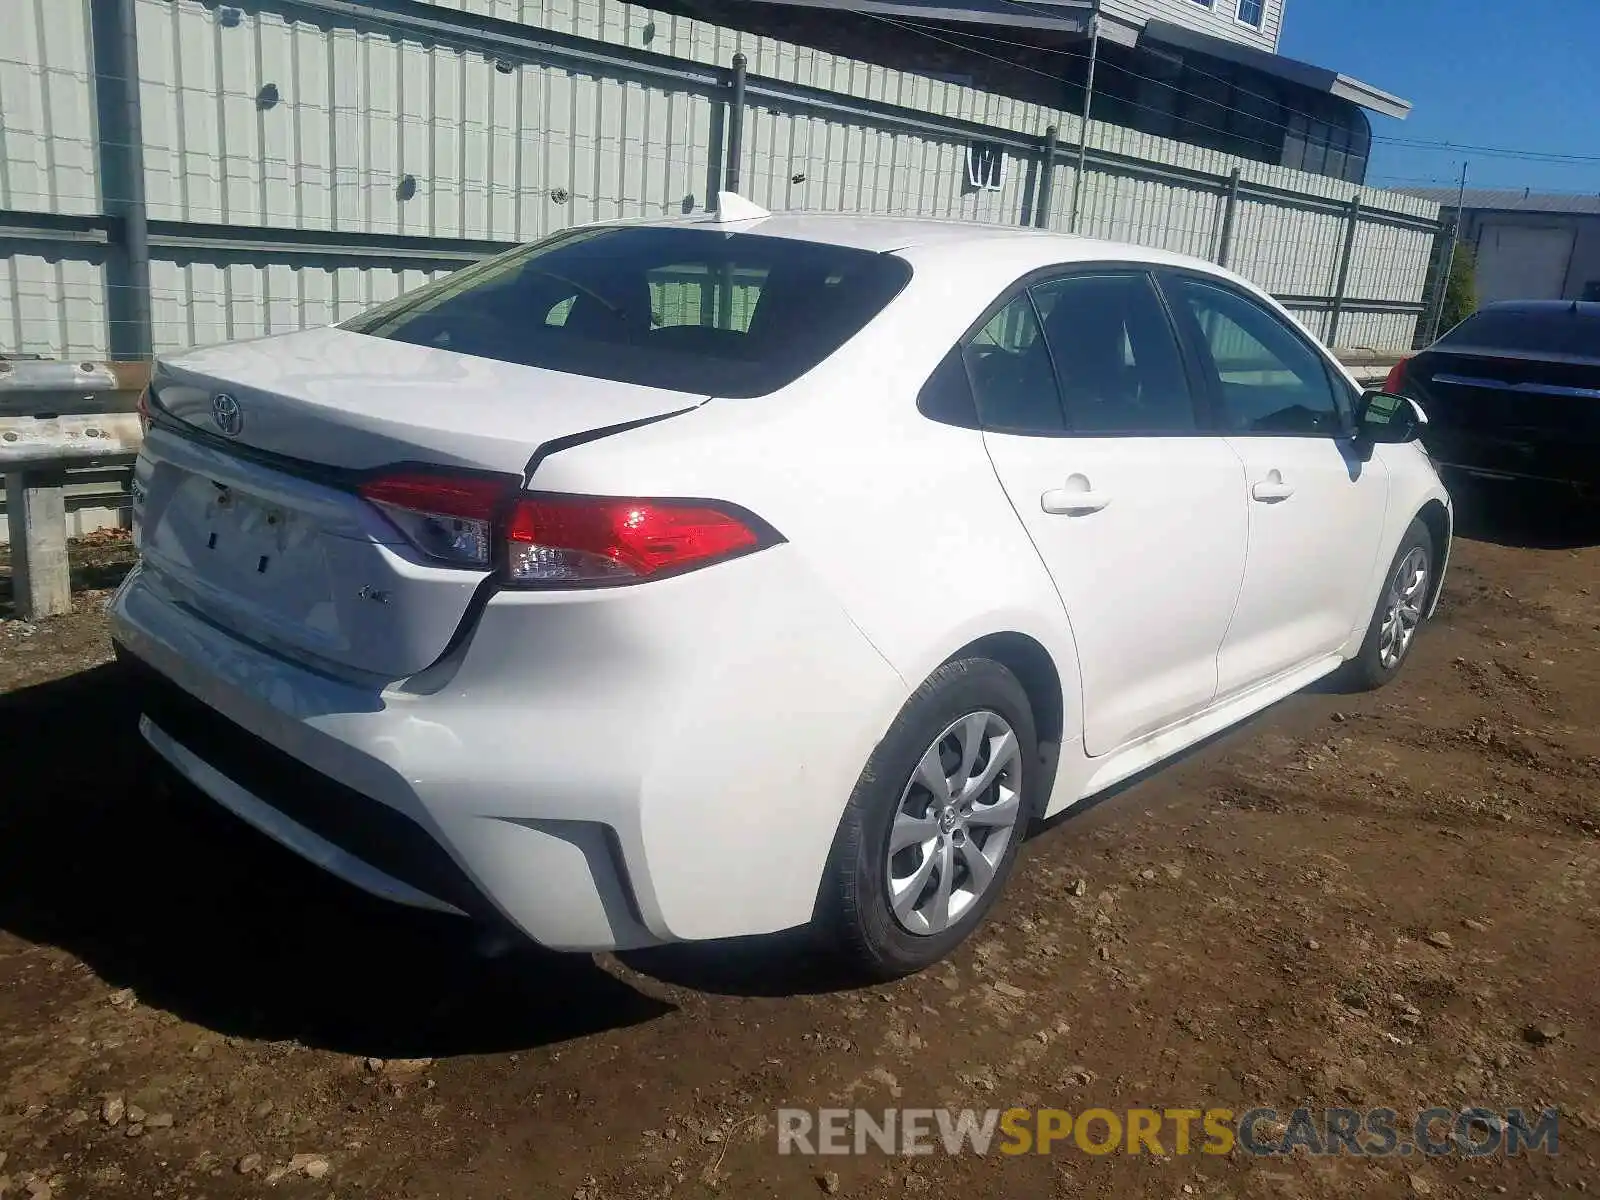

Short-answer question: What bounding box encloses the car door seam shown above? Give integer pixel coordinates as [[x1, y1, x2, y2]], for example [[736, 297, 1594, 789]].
[[976, 430, 1090, 742], [1210, 436, 1255, 695]]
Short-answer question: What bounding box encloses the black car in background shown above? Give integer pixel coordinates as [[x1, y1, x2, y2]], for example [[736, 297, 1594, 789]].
[[1387, 300, 1600, 497]]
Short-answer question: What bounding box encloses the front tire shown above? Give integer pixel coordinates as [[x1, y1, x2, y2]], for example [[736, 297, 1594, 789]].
[[818, 657, 1041, 980], [1338, 518, 1435, 691]]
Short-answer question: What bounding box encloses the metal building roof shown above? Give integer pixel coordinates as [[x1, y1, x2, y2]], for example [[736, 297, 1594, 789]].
[[733, 1, 1411, 116], [1139, 21, 1412, 119], [732, 0, 1096, 34], [1401, 188, 1600, 216]]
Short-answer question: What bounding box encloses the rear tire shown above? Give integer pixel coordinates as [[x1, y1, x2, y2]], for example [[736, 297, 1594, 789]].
[[818, 657, 1041, 981], [1337, 517, 1434, 692]]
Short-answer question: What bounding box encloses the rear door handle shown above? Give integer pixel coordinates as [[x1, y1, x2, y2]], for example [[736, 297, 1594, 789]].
[[1251, 471, 1295, 503], [1041, 480, 1112, 515]]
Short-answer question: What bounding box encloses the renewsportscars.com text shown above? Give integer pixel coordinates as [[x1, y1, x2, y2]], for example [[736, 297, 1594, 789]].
[[777, 1106, 1559, 1158]]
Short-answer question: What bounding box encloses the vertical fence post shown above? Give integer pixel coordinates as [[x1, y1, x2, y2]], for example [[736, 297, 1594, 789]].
[[1423, 217, 1457, 346], [1036, 125, 1058, 229], [1215, 167, 1241, 268], [1426, 162, 1470, 344], [1067, 14, 1100, 235], [724, 53, 747, 194], [5, 470, 72, 620], [715, 53, 748, 329], [1327, 193, 1362, 348], [89, 0, 154, 360]]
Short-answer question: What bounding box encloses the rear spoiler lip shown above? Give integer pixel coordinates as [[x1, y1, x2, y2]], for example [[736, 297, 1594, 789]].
[[1419, 346, 1600, 369], [1425, 373, 1600, 403], [144, 405, 526, 496]]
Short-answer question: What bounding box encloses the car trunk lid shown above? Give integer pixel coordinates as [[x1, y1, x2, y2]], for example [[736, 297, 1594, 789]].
[[1409, 347, 1600, 484], [1410, 348, 1600, 437], [151, 325, 705, 474], [137, 326, 705, 679]]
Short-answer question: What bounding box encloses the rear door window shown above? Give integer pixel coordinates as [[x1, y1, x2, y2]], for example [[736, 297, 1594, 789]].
[[961, 294, 1064, 433], [1029, 272, 1198, 434], [343, 226, 912, 398]]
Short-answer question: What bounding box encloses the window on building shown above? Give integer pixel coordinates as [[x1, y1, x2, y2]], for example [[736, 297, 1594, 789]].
[[1237, 0, 1265, 26], [1180, 66, 1232, 151], [1061, 40, 1372, 185]]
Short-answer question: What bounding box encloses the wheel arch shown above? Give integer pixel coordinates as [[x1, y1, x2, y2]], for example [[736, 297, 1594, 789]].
[[943, 631, 1066, 750], [1414, 497, 1453, 618]]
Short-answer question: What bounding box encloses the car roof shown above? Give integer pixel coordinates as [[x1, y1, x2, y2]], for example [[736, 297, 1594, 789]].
[[669, 208, 1227, 275], [1474, 299, 1600, 318], [682, 209, 1050, 252], [643, 209, 1203, 267]]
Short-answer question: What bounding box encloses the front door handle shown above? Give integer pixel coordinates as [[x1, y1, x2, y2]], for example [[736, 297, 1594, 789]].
[[1041, 475, 1111, 515], [1251, 470, 1295, 503]]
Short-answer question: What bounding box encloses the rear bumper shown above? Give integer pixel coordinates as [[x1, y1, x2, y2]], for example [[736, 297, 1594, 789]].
[[1425, 431, 1600, 490], [109, 550, 907, 951], [1439, 463, 1599, 492]]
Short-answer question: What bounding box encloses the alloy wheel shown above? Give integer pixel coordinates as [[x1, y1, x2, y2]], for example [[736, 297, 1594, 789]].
[[885, 710, 1024, 936], [1378, 546, 1429, 669]]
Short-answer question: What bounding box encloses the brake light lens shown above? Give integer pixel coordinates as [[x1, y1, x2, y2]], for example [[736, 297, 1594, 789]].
[[505, 494, 766, 585], [359, 473, 509, 568], [359, 473, 775, 584], [1383, 357, 1410, 395]]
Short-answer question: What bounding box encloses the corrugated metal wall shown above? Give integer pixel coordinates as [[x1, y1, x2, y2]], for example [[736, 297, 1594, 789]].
[[0, 252, 109, 360], [738, 103, 1030, 225], [1, 0, 1440, 360], [1, 0, 108, 358], [145, 259, 448, 354], [0, 0, 100, 216], [134, 0, 719, 236]]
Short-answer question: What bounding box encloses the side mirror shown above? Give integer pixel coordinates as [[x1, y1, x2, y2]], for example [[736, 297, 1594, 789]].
[[1355, 389, 1427, 444]]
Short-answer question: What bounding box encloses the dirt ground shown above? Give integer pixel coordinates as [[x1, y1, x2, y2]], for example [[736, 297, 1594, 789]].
[[1, 485, 1597, 1200]]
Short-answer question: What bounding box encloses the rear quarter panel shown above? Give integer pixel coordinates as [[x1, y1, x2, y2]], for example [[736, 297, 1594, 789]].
[[527, 242, 1089, 814]]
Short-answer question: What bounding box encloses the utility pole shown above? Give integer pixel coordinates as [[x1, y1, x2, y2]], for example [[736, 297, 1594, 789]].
[[1427, 160, 1470, 343], [1068, 0, 1101, 234]]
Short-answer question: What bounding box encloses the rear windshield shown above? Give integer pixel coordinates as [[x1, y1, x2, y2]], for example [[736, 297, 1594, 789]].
[[1437, 307, 1600, 360], [342, 225, 912, 397]]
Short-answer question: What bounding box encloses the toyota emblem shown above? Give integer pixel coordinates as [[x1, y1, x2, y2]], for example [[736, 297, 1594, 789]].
[[211, 393, 243, 437]]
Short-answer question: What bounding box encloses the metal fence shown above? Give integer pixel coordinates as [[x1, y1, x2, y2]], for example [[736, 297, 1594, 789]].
[[1, 0, 1442, 364], [0, 359, 144, 603]]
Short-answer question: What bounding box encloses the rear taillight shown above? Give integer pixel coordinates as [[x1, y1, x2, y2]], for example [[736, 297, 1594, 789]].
[[505, 494, 768, 585], [358, 472, 508, 569], [359, 473, 775, 585], [1383, 357, 1410, 394]]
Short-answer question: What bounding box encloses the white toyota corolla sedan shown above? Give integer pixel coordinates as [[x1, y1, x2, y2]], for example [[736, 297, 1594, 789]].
[[111, 197, 1451, 978]]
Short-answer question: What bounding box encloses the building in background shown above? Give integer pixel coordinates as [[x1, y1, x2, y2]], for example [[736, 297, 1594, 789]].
[[1405, 189, 1600, 307], [674, 0, 1412, 182], [2, 0, 1441, 367]]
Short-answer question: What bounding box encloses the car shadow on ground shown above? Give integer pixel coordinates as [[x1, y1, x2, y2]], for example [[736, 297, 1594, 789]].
[[622, 720, 1276, 999], [0, 663, 673, 1057], [1445, 474, 1600, 550], [619, 928, 862, 998]]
